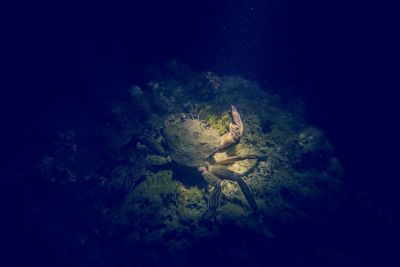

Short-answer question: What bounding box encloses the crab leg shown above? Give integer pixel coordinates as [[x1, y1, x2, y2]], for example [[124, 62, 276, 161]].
[[207, 165, 258, 212], [216, 154, 268, 165], [123, 165, 146, 193], [139, 133, 166, 156], [198, 167, 223, 219]]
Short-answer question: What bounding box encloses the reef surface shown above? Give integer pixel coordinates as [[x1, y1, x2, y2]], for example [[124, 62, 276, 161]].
[[36, 61, 345, 266]]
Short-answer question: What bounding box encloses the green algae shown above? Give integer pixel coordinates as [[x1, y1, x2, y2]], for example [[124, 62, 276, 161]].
[[131, 170, 180, 204], [205, 112, 231, 134]]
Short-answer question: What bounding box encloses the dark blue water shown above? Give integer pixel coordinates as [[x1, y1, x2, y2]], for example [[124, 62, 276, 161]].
[[2, 1, 397, 266]]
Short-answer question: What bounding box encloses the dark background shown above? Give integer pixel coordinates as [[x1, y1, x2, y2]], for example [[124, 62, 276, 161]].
[[3, 0, 398, 206], [1, 0, 398, 265]]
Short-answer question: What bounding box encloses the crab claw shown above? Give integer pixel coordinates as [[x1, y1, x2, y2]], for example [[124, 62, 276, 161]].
[[219, 105, 244, 150], [230, 105, 237, 114], [198, 165, 223, 220], [230, 105, 242, 129]]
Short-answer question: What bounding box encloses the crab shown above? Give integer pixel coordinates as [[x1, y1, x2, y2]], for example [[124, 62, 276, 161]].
[[137, 105, 266, 219]]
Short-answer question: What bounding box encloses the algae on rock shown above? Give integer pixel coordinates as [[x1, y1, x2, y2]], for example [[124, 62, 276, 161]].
[[37, 61, 344, 267]]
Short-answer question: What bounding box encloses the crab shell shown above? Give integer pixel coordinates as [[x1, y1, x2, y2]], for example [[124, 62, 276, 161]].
[[162, 114, 221, 168]]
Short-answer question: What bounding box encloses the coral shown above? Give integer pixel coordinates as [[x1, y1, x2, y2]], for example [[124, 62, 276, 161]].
[[293, 127, 334, 170], [297, 127, 332, 154]]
